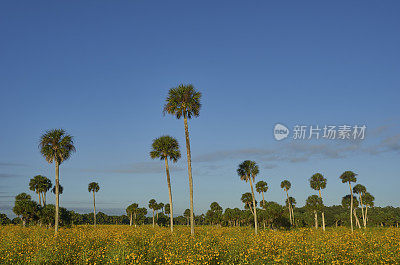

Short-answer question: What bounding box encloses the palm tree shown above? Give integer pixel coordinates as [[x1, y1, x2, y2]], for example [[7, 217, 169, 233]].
[[342, 195, 361, 229], [39, 128, 76, 235], [286, 196, 296, 225], [353, 184, 367, 227], [280, 180, 294, 225], [126, 203, 139, 227], [150, 135, 181, 233], [164, 203, 171, 217], [306, 195, 323, 229], [363, 192, 374, 226], [163, 84, 201, 236], [241, 192, 257, 214], [237, 160, 259, 235], [38, 176, 52, 206], [148, 199, 157, 227], [183, 209, 191, 226], [88, 182, 100, 226], [255, 181, 268, 208], [29, 175, 43, 206], [339, 171, 357, 232], [309, 173, 327, 231]]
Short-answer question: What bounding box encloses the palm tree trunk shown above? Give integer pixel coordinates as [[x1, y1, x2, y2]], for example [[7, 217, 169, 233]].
[[38, 192, 42, 207], [93, 191, 96, 226], [248, 177, 258, 235], [318, 189, 325, 231], [152, 209, 155, 228], [130, 213, 132, 226], [285, 190, 292, 225], [164, 157, 174, 233], [43, 192, 46, 206], [349, 182, 354, 233], [134, 212, 137, 227], [359, 194, 366, 228], [261, 192, 265, 208], [365, 205, 368, 226], [183, 115, 195, 236], [314, 210, 318, 229], [353, 210, 361, 229], [54, 160, 60, 235]]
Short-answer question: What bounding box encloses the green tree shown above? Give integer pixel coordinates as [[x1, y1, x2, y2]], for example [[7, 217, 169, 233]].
[[255, 181, 268, 208], [150, 135, 180, 232], [353, 184, 367, 227], [306, 195, 323, 229], [13, 193, 39, 227], [342, 194, 362, 229], [163, 84, 201, 236], [29, 175, 43, 206], [281, 180, 294, 225], [183, 208, 191, 226], [39, 128, 76, 235], [148, 199, 157, 227], [309, 173, 327, 231], [339, 171, 357, 232], [88, 182, 100, 226], [237, 160, 259, 235]]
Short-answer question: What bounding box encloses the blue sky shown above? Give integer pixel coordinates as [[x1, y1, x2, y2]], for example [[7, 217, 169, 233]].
[[1, 1, 399, 218]]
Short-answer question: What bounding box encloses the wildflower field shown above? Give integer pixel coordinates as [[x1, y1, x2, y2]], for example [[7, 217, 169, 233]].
[[0, 225, 399, 264]]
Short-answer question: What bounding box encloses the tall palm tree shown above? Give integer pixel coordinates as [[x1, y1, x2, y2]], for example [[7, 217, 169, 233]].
[[237, 160, 259, 235], [148, 199, 157, 227], [88, 182, 100, 226], [163, 84, 201, 236], [309, 173, 327, 231], [39, 128, 76, 235], [255, 181, 268, 208], [280, 180, 294, 225], [353, 184, 367, 227], [339, 171, 357, 232], [150, 135, 181, 233]]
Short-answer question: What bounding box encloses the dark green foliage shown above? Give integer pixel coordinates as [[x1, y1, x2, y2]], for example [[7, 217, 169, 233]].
[[163, 84, 202, 119], [150, 135, 181, 162]]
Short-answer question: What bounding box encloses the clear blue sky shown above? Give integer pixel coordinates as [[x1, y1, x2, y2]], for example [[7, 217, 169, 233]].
[[1, 1, 399, 218]]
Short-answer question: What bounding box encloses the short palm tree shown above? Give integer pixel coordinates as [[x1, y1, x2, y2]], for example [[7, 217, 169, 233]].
[[363, 192, 374, 226], [88, 182, 100, 226], [237, 160, 259, 235], [241, 192, 257, 214], [163, 84, 201, 236], [51, 184, 63, 195], [353, 184, 367, 227], [29, 175, 43, 206], [150, 135, 181, 233], [339, 171, 357, 232], [38, 176, 52, 206], [255, 181, 268, 208], [148, 199, 157, 227], [309, 173, 327, 231], [280, 180, 294, 225], [306, 195, 323, 229], [342, 194, 361, 228], [126, 203, 139, 227], [183, 209, 191, 226], [39, 128, 75, 235]]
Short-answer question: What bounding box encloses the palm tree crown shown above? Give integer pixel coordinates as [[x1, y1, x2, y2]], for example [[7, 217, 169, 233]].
[[88, 182, 100, 193], [237, 160, 259, 182], [163, 84, 202, 119], [150, 136, 181, 162], [39, 129, 76, 164], [353, 184, 366, 195], [280, 180, 291, 191], [339, 171, 357, 183], [255, 181, 268, 193], [309, 173, 327, 190]]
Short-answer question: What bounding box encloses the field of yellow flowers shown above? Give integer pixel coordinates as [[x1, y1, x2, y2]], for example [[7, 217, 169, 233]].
[[0, 225, 399, 264]]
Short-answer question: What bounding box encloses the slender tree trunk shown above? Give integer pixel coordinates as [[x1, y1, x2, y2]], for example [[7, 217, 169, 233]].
[[291, 206, 295, 226], [93, 191, 96, 226], [38, 192, 42, 207], [130, 213, 132, 226], [43, 192, 47, 206], [365, 205, 368, 226], [152, 209, 155, 228], [318, 189, 325, 231], [249, 177, 258, 235], [183, 115, 195, 236], [354, 210, 361, 229], [54, 160, 60, 235], [261, 192, 265, 208], [134, 212, 137, 227], [285, 190, 292, 225], [359, 194, 366, 228], [314, 210, 318, 229], [165, 157, 174, 233], [349, 183, 354, 233]]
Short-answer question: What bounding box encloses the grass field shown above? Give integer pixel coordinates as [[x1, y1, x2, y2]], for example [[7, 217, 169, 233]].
[[0, 225, 399, 264]]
